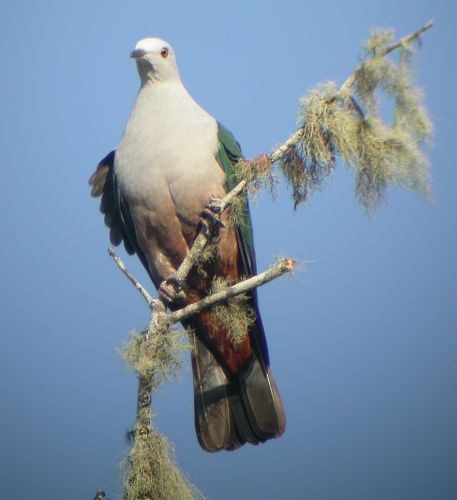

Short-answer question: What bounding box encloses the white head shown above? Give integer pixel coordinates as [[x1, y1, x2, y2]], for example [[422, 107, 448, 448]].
[[130, 38, 180, 84]]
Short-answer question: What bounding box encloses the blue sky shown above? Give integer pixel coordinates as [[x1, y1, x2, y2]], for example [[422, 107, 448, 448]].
[[0, 1, 455, 499]]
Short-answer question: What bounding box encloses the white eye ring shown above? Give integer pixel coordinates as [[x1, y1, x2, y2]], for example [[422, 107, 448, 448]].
[[160, 47, 169, 58]]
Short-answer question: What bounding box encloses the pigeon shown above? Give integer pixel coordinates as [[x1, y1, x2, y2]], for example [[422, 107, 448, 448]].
[[89, 38, 285, 451]]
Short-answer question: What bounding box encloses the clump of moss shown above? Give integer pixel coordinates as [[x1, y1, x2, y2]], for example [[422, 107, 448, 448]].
[[283, 28, 432, 212], [210, 277, 256, 346], [119, 326, 188, 388], [191, 235, 219, 281], [122, 431, 203, 500], [225, 190, 248, 229], [119, 326, 201, 499], [234, 155, 277, 196], [364, 28, 396, 56]]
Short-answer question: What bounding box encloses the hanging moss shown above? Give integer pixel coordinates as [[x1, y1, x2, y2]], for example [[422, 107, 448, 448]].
[[122, 431, 203, 500], [234, 155, 276, 197], [210, 276, 256, 346], [119, 326, 202, 499], [119, 326, 188, 388], [279, 28, 433, 212]]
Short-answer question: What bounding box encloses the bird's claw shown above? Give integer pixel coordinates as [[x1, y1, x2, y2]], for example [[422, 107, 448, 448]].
[[202, 202, 225, 228], [208, 197, 223, 213], [158, 276, 186, 305]]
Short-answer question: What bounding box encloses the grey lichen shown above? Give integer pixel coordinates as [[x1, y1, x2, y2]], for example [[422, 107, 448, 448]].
[[119, 325, 188, 388], [284, 28, 432, 212], [119, 325, 202, 499], [210, 276, 256, 346], [234, 155, 277, 197], [122, 431, 204, 500]]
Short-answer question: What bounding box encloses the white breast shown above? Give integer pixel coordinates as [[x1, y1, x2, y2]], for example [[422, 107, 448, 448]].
[[114, 81, 225, 206]]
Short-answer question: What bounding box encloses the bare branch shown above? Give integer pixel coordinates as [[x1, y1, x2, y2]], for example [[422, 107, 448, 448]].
[[383, 20, 433, 56], [340, 21, 434, 94], [267, 21, 434, 166], [174, 222, 212, 288], [214, 179, 248, 212], [270, 129, 305, 163], [174, 177, 248, 288], [168, 258, 295, 325], [108, 248, 157, 309]]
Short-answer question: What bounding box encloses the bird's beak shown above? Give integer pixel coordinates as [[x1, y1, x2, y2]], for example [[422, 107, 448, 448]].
[[130, 49, 147, 59]]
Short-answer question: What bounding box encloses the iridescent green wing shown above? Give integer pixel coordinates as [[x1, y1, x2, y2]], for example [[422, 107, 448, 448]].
[[216, 122, 270, 366], [216, 122, 257, 277]]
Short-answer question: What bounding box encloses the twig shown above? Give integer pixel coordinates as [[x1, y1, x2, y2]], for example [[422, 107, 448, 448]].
[[269, 129, 305, 163], [108, 248, 156, 309], [383, 20, 433, 57], [169, 258, 294, 325], [215, 179, 248, 211], [265, 21, 434, 165], [174, 222, 212, 288], [199, 131, 306, 210], [174, 178, 248, 288], [340, 21, 433, 94]]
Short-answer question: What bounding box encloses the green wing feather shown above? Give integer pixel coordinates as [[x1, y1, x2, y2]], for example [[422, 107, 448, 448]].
[[216, 122, 257, 277], [216, 122, 270, 366]]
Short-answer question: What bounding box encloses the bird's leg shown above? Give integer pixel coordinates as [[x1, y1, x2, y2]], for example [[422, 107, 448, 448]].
[[158, 274, 187, 306], [160, 195, 225, 305]]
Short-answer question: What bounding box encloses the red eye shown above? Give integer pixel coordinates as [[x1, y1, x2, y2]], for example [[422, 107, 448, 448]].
[[160, 47, 169, 58]]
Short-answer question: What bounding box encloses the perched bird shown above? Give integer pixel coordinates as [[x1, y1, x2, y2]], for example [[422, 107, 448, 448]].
[[89, 38, 285, 451]]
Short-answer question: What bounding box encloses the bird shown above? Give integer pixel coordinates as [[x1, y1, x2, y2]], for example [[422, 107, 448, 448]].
[[89, 37, 285, 451]]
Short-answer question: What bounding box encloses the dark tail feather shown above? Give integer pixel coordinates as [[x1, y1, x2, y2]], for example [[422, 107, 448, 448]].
[[191, 334, 243, 451], [191, 334, 285, 452], [237, 354, 286, 441]]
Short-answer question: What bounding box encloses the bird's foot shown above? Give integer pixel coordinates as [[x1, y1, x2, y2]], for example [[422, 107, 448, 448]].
[[202, 199, 225, 229], [158, 275, 186, 306], [208, 197, 224, 214]]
